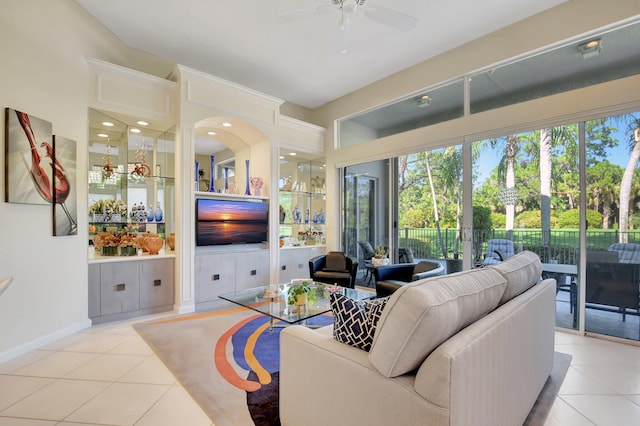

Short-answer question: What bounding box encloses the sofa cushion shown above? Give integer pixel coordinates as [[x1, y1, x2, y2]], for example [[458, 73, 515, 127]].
[[330, 292, 388, 351], [489, 250, 542, 305], [369, 268, 507, 377]]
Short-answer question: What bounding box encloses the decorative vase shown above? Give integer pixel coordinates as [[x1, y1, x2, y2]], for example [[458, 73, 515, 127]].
[[294, 293, 306, 306], [154, 203, 163, 222], [224, 167, 229, 192], [166, 232, 175, 251], [244, 159, 251, 195], [209, 155, 216, 192], [146, 205, 154, 222], [145, 234, 164, 255], [372, 257, 390, 267], [195, 161, 200, 191]]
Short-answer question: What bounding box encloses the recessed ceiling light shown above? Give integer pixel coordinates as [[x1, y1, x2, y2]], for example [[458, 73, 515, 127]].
[[101, 121, 114, 127], [279, 155, 285, 159], [130, 128, 141, 133], [97, 133, 109, 138], [416, 95, 432, 108], [289, 152, 297, 156], [136, 120, 149, 126], [222, 122, 232, 127], [578, 38, 601, 59], [208, 131, 217, 136]]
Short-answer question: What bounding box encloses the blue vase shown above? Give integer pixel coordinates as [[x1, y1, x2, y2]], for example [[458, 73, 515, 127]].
[[244, 159, 251, 195], [147, 205, 154, 222], [154, 203, 163, 222], [224, 167, 229, 192], [209, 155, 216, 192], [195, 161, 199, 191]]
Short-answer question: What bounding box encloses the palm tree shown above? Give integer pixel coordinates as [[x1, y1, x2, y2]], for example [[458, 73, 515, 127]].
[[619, 118, 640, 243], [539, 128, 552, 258]]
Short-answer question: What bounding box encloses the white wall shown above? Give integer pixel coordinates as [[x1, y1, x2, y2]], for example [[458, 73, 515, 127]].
[[0, 0, 172, 360]]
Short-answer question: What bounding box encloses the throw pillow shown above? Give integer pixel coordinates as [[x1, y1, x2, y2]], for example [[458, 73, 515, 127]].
[[330, 292, 388, 352]]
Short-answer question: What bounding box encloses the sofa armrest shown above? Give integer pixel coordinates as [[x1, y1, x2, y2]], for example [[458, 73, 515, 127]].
[[280, 325, 447, 426], [414, 278, 556, 426]]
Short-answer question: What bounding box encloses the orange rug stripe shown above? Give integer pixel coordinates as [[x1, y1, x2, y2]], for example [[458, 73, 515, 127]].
[[214, 314, 262, 392], [244, 320, 273, 385]]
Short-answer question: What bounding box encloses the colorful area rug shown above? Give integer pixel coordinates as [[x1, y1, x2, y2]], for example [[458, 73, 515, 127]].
[[135, 308, 570, 426], [134, 307, 331, 426]]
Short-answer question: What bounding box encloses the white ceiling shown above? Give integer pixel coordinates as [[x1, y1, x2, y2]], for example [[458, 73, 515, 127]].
[[75, 0, 567, 109]]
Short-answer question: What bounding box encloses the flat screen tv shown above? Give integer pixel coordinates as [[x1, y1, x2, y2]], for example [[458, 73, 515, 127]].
[[196, 198, 268, 246]]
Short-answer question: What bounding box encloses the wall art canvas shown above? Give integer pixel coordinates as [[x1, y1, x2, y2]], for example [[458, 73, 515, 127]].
[[4, 108, 53, 205], [52, 135, 78, 236]]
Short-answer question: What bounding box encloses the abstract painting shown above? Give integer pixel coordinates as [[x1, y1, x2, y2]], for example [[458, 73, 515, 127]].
[[4, 108, 53, 205], [52, 135, 78, 236]]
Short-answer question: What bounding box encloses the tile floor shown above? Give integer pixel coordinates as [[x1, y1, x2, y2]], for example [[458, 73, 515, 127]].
[[1, 315, 640, 425]]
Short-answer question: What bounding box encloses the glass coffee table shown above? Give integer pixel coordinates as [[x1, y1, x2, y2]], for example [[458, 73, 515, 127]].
[[219, 282, 374, 331]]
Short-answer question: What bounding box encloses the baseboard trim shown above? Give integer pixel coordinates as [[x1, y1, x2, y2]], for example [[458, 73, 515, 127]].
[[0, 318, 92, 365]]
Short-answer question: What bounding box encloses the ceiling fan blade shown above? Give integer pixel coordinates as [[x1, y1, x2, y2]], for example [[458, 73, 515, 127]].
[[277, 5, 332, 23], [363, 7, 417, 32]]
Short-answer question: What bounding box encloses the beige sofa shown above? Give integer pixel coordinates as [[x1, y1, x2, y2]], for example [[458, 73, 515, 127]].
[[280, 251, 556, 426]]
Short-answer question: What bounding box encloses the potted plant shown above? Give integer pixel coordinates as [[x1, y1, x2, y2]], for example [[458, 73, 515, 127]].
[[287, 280, 312, 306], [372, 246, 390, 267]]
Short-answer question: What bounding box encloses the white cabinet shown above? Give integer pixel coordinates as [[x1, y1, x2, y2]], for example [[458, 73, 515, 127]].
[[279, 246, 326, 283], [195, 249, 270, 309], [88, 257, 174, 323]]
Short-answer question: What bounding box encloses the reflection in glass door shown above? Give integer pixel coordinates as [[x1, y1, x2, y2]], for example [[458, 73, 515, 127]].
[[471, 125, 581, 331], [584, 112, 640, 341], [343, 160, 389, 276]]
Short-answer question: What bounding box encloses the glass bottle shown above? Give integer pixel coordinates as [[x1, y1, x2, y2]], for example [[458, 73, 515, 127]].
[[154, 202, 163, 222]]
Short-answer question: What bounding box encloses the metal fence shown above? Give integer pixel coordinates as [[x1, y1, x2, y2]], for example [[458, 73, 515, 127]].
[[398, 228, 640, 265]]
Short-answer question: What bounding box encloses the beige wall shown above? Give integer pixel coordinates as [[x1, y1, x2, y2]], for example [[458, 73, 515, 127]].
[[0, 0, 173, 360]]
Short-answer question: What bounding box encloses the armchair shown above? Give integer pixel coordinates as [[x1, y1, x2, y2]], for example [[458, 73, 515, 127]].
[[309, 252, 358, 288], [374, 260, 444, 297], [481, 239, 515, 266]]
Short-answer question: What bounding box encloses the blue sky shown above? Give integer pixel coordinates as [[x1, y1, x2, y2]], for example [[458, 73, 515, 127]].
[[474, 127, 634, 186]]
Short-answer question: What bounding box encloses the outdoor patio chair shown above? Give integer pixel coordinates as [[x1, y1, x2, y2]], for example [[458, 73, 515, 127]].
[[482, 239, 515, 266]]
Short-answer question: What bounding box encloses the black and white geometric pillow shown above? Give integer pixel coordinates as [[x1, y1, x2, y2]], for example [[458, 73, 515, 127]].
[[330, 292, 388, 351]]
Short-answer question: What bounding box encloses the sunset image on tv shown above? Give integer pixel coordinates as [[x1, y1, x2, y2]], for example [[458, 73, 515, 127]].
[[196, 199, 268, 246]]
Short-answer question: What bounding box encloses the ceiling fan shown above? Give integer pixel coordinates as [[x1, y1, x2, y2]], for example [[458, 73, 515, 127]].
[[278, 0, 418, 53]]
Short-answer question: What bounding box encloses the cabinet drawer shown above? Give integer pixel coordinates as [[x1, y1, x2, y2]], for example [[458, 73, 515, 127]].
[[195, 253, 236, 302], [140, 258, 174, 309], [99, 262, 140, 315]]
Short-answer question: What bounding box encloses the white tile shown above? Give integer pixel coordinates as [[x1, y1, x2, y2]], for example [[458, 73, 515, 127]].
[[64, 382, 170, 425], [108, 334, 154, 355], [0, 350, 54, 374], [558, 367, 618, 395], [543, 397, 595, 426], [58, 332, 131, 354], [135, 385, 212, 426], [12, 352, 99, 378], [63, 353, 148, 382], [0, 379, 109, 421], [0, 418, 56, 425], [562, 395, 640, 425], [572, 363, 640, 395], [0, 375, 54, 411], [117, 356, 177, 385]]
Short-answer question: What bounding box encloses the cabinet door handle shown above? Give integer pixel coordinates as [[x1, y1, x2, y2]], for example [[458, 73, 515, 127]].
[[154, 279, 162, 287], [115, 283, 125, 292]]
